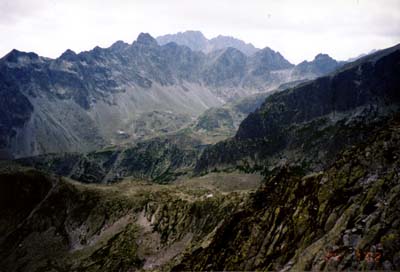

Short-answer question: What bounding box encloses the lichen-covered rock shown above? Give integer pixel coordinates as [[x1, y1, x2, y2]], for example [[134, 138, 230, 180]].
[[174, 115, 400, 271]]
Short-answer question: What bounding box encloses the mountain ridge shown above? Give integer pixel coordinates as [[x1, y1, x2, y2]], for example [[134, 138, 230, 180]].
[[195, 43, 400, 173], [0, 32, 343, 158]]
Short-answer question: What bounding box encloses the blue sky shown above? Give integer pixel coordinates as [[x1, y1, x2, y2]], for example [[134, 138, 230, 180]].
[[0, 0, 399, 63]]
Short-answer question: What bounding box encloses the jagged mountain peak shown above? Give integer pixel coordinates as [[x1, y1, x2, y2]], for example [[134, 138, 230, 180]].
[[135, 32, 158, 46], [293, 52, 340, 77], [92, 45, 104, 54], [257, 46, 288, 60], [59, 49, 78, 61], [296, 53, 336, 65], [2, 49, 40, 63], [259, 46, 273, 52], [314, 53, 333, 61], [250, 46, 294, 71], [109, 40, 130, 51]]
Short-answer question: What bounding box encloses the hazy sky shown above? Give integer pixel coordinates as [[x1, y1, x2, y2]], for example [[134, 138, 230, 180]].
[[0, 0, 399, 63]]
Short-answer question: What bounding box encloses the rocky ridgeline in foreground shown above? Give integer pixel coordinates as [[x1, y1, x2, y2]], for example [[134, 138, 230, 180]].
[[175, 115, 400, 271]]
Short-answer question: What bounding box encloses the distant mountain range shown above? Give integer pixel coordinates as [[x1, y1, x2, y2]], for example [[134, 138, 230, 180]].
[[157, 30, 259, 56], [0, 32, 344, 158]]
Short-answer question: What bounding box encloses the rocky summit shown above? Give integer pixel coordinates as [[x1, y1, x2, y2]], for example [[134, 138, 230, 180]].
[[0, 29, 399, 272]]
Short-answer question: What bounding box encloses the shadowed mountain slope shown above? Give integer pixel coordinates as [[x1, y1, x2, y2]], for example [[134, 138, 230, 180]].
[[196, 44, 400, 173]]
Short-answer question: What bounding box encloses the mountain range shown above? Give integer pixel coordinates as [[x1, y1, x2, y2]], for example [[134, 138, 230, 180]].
[[1, 30, 399, 272], [0, 32, 343, 158]]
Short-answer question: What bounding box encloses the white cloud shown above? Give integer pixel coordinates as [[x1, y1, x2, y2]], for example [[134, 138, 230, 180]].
[[0, 0, 399, 63]]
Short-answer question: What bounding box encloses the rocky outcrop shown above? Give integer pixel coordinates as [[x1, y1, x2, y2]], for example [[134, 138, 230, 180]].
[[174, 114, 400, 271]]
